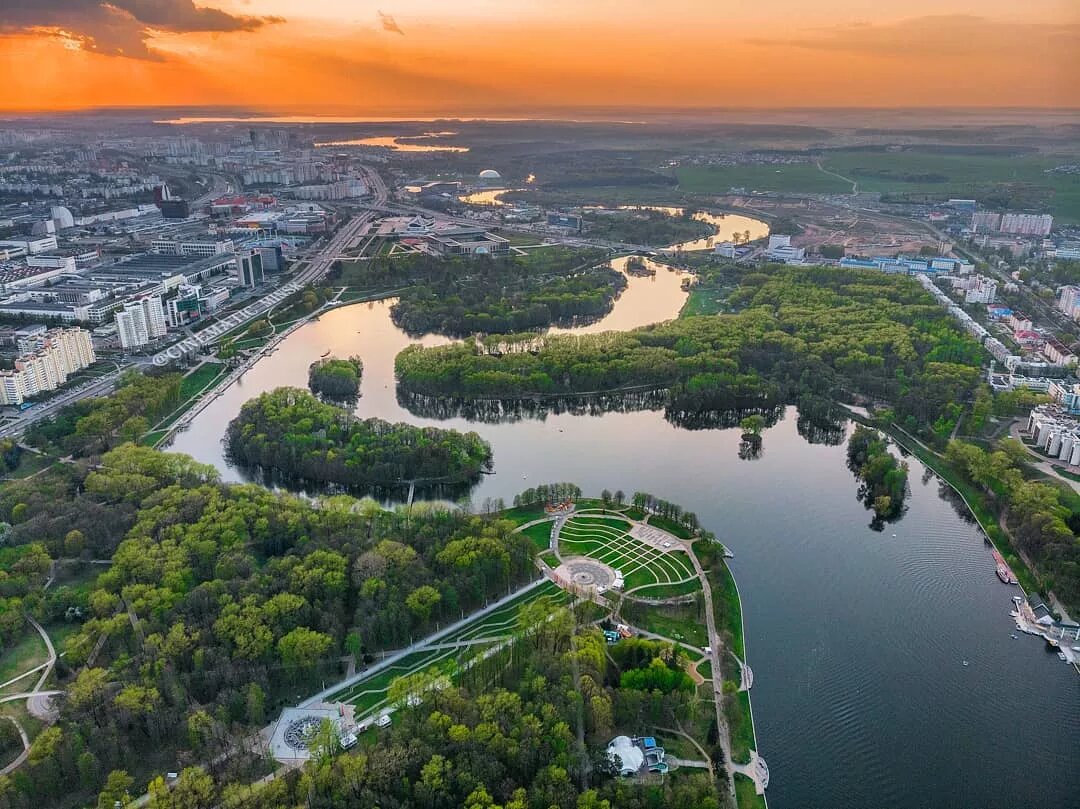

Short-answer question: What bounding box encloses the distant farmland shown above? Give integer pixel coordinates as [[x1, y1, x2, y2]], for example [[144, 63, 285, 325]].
[[677, 149, 1080, 222]]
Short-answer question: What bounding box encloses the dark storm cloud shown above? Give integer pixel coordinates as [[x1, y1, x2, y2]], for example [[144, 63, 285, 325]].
[[0, 0, 282, 59]]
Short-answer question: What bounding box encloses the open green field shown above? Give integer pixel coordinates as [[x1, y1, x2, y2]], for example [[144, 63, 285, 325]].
[[677, 163, 850, 195], [679, 150, 1080, 222], [179, 362, 225, 400], [558, 516, 698, 595]]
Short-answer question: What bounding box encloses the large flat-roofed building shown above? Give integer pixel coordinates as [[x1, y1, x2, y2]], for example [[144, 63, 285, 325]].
[[0, 300, 90, 323], [0, 236, 58, 255], [0, 327, 95, 405], [424, 224, 510, 256], [151, 237, 235, 257], [103, 252, 237, 285], [0, 262, 69, 291]]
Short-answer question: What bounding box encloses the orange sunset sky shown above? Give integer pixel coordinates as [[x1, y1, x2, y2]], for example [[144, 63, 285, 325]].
[[0, 1, 1077, 112]]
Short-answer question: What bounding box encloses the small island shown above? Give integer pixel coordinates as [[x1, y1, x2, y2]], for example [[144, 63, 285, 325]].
[[846, 425, 908, 521], [225, 388, 493, 490], [308, 355, 363, 400]]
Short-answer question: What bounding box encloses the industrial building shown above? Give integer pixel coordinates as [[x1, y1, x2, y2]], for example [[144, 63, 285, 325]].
[[766, 234, 806, 263], [841, 255, 974, 275]]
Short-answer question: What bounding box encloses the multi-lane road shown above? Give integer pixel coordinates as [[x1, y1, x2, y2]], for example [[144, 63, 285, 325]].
[[151, 165, 387, 366], [0, 167, 389, 438]]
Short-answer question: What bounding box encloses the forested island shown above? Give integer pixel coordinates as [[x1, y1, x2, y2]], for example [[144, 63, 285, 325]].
[[308, 356, 363, 400], [396, 265, 983, 437], [581, 207, 713, 246], [846, 425, 908, 520], [329, 248, 626, 336], [225, 388, 492, 490]]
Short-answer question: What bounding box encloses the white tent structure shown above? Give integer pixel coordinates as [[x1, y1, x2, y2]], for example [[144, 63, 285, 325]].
[[607, 736, 644, 776]]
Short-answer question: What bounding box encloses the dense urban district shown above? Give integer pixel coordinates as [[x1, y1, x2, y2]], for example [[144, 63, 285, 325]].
[[0, 112, 1076, 809]]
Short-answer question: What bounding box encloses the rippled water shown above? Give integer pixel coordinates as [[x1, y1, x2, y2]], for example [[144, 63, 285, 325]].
[[167, 260, 1080, 809]]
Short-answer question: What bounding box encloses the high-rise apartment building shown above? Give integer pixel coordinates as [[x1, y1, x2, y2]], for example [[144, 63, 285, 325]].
[[0, 327, 96, 405], [1058, 285, 1080, 319], [116, 296, 167, 350], [999, 213, 1053, 237], [237, 250, 265, 288]]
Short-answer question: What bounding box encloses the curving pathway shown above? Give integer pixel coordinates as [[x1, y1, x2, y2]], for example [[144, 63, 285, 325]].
[[0, 616, 60, 776]]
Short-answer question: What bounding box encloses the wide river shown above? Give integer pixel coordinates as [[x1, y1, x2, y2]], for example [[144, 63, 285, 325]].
[[169, 256, 1080, 808]]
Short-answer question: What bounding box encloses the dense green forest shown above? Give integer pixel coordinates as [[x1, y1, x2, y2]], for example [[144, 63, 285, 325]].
[[209, 631, 724, 809], [0, 447, 537, 807], [846, 426, 908, 521], [396, 266, 983, 440], [308, 356, 363, 400], [329, 249, 626, 336], [943, 438, 1080, 612], [225, 388, 492, 490], [25, 371, 182, 457], [581, 208, 712, 246]]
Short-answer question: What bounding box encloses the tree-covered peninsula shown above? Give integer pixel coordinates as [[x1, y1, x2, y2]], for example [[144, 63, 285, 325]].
[[308, 356, 363, 400], [225, 388, 492, 489], [330, 248, 626, 336], [395, 265, 983, 437]]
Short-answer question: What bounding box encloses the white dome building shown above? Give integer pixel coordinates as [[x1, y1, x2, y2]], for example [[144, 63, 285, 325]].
[[50, 206, 75, 230], [478, 169, 502, 180]]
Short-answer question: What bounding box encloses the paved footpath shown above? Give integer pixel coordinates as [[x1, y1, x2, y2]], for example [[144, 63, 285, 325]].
[[302, 577, 549, 707]]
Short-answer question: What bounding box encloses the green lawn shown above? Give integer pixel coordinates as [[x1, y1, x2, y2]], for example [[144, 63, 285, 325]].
[[0, 630, 48, 693], [179, 362, 225, 401], [629, 602, 708, 648], [726, 689, 756, 765], [518, 521, 554, 553], [734, 773, 767, 809], [499, 504, 550, 526], [436, 581, 569, 645], [645, 514, 694, 540], [628, 578, 703, 599], [141, 362, 229, 446]]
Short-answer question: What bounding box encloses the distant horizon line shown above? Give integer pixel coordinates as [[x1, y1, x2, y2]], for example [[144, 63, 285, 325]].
[[2, 103, 1079, 118]]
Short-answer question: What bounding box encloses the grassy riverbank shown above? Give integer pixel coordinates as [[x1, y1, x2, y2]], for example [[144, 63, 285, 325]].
[[141, 361, 228, 447]]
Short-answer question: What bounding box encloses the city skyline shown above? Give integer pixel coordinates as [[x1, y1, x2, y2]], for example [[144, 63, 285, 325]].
[[1, 1, 1078, 112]]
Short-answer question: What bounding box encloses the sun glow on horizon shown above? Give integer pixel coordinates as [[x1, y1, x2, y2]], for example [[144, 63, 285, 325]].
[[0, 2, 1077, 111]]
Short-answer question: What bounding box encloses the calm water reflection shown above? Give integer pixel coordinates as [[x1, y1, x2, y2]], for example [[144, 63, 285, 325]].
[[167, 260, 1079, 809], [316, 132, 469, 152]]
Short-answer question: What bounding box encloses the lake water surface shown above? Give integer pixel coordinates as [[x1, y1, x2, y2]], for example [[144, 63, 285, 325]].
[[167, 252, 1080, 809]]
